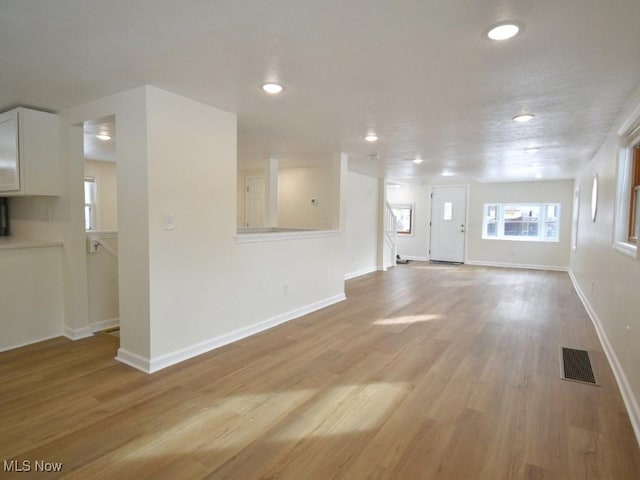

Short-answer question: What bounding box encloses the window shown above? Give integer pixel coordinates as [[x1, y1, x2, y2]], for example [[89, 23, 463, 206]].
[[482, 203, 560, 242], [628, 145, 640, 243], [613, 121, 640, 256], [391, 204, 413, 235], [84, 177, 96, 231]]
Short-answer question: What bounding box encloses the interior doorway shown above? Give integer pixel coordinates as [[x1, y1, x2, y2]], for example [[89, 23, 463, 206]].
[[83, 115, 120, 336], [429, 185, 468, 263]]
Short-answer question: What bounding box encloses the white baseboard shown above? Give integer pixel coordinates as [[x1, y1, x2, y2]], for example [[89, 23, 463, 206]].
[[465, 260, 568, 272], [91, 317, 119, 333], [569, 270, 640, 448], [345, 266, 377, 280], [124, 293, 347, 374], [0, 333, 64, 353], [116, 348, 151, 373], [63, 325, 93, 341], [378, 264, 396, 271], [399, 255, 429, 261]]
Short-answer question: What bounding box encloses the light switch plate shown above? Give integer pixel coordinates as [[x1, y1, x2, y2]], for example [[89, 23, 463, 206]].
[[163, 214, 175, 231]]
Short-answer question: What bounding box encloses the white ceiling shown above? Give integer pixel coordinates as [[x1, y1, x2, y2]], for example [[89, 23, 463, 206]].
[[83, 116, 115, 162], [1, 1, 640, 182]]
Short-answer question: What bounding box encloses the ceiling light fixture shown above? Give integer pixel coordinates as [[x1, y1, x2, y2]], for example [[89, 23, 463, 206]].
[[441, 171, 455, 177], [364, 133, 378, 142], [487, 22, 521, 41], [513, 114, 534, 123], [262, 82, 283, 94], [413, 157, 423, 164], [96, 133, 111, 141], [524, 147, 540, 153], [535, 172, 543, 179]]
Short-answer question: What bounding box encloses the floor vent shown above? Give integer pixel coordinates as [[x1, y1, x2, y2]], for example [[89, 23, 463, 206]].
[[560, 347, 599, 386]]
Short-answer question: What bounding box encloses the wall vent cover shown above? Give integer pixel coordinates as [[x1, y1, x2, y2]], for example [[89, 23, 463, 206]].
[[560, 347, 599, 386]]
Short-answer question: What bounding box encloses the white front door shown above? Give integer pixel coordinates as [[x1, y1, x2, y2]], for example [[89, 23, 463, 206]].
[[430, 186, 467, 262], [245, 176, 265, 227]]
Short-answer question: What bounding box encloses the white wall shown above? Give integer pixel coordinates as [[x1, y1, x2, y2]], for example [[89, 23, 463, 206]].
[[63, 85, 150, 357], [345, 170, 379, 279], [467, 180, 573, 270], [570, 86, 640, 440], [145, 87, 238, 360], [86, 234, 118, 331], [84, 159, 117, 231], [0, 246, 64, 350], [278, 166, 333, 229], [386, 183, 430, 260], [142, 87, 346, 368]]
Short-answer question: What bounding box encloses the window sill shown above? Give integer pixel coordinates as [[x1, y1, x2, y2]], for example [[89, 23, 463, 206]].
[[481, 236, 559, 243], [612, 241, 638, 259]]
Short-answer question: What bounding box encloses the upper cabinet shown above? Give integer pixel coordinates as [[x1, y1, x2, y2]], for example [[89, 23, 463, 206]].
[[0, 107, 60, 196]]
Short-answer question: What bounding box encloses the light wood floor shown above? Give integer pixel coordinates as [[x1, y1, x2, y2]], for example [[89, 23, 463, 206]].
[[2, 263, 639, 479]]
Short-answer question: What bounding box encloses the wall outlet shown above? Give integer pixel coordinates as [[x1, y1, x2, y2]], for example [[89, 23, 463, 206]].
[[284, 283, 289, 295]]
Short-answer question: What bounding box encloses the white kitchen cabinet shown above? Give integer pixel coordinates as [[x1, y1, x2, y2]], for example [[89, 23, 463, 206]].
[[0, 107, 60, 196]]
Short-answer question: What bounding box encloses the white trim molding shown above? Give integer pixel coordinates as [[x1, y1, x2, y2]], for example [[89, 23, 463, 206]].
[[465, 260, 569, 272], [235, 229, 341, 244], [116, 348, 151, 373], [0, 333, 63, 353], [125, 293, 347, 374], [569, 270, 640, 448], [345, 266, 377, 280], [400, 255, 429, 262], [90, 317, 120, 333], [63, 326, 94, 341]]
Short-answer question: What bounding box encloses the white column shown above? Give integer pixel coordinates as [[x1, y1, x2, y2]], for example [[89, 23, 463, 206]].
[[265, 157, 278, 227]]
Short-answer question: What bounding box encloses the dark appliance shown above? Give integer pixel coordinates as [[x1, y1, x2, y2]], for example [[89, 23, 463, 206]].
[[0, 197, 9, 236]]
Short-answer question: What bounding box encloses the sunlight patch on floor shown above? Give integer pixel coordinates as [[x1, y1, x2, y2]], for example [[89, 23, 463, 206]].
[[113, 389, 316, 462], [374, 314, 441, 325], [272, 382, 409, 441]]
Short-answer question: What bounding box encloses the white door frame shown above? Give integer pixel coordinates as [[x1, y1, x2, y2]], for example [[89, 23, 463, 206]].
[[427, 184, 470, 262]]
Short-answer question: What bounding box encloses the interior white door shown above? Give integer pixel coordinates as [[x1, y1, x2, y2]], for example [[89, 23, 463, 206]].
[[245, 176, 265, 227], [430, 186, 467, 262]]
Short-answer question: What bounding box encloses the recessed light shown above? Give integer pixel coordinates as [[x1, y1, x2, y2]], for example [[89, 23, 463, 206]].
[[524, 147, 540, 153], [513, 114, 534, 123], [487, 22, 520, 41], [441, 171, 455, 177], [413, 158, 423, 164], [364, 133, 378, 142], [96, 133, 111, 141], [535, 172, 543, 179], [262, 82, 283, 94]]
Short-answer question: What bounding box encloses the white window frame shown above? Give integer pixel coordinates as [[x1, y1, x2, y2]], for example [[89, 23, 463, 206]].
[[84, 176, 97, 231], [612, 112, 640, 259], [482, 203, 561, 242]]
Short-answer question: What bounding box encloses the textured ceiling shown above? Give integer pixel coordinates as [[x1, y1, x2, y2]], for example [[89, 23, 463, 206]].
[[1, 0, 639, 182]]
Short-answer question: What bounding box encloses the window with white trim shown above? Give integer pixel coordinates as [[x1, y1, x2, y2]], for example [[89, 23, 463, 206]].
[[482, 203, 560, 242], [613, 123, 640, 257], [84, 177, 96, 231]]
